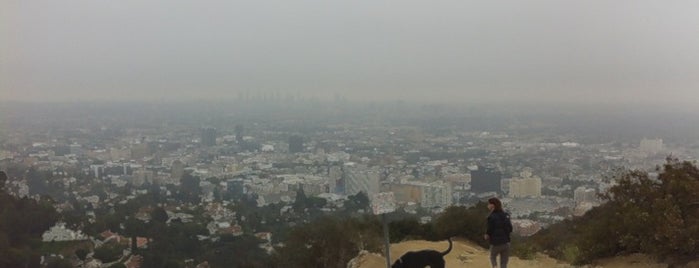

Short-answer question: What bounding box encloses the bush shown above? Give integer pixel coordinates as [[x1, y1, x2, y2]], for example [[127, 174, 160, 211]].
[[93, 243, 124, 263], [561, 244, 581, 264], [432, 202, 490, 248], [46, 258, 73, 268], [275, 215, 382, 268], [75, 248, 89, 260], [527, 158, 699, 265], [510, 236, 538, 260], [389, 218, 428, 242]]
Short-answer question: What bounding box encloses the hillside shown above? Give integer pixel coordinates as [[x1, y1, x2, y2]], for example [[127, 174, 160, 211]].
[[348, 239, 693, 268]]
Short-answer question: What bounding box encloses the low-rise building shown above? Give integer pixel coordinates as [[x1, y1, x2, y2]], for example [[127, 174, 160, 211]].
[[42, 222, 88, 242]]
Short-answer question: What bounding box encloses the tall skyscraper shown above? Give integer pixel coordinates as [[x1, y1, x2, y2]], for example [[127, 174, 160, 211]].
[[288, 135, 304, 153], [200, 127, 217, 147], [470, 165, 502, 193], [69, 143, 84, 155], [171, 160, 185, 182], [234, 125, 244, 143], [640, 138, 663, 155]]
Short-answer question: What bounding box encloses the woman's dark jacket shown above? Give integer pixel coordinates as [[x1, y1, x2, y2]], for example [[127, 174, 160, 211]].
[[487, 210, 513, 246]]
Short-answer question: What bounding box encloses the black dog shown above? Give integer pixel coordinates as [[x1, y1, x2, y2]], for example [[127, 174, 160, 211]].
[[391, 238, 453, 268]]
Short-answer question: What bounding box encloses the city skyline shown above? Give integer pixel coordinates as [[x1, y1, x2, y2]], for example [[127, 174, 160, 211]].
[[2, 1, 698, 267]]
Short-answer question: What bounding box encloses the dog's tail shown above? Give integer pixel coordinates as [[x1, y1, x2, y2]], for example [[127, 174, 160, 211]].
[[441, 237, 453, 256]]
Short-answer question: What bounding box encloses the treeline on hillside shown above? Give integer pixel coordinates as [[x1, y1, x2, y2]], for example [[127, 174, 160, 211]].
[[280, 158, 699, 267], [274, 215, 383, 268], [5, 157, 695, 267], [274, 202, 492, 268], [524, 158, 699, 265], [0, 171, 60, 268]]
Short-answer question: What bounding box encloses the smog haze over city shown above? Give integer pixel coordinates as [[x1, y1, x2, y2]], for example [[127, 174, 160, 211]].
[[1, 1, 699, 268], [3, 0, 699, 104]]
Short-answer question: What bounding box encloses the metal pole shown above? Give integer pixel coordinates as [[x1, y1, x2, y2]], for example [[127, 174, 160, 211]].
[[382, 213, 391, 268]]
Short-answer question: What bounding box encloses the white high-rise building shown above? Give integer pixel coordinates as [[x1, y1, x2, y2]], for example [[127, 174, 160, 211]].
[[343, 162, 380, 197], [133, 168, 154, 187], [640, 138, 663, 155], [509, 171, 542, 198], [574, 187, 597, 204], [420, 181, 452, 208], [501, 178, 512, 194], [69, 143, 83, 155]]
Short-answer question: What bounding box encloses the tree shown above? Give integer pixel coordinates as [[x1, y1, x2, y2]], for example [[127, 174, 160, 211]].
[[124, 217, 148, 237], [163, 260, 183, 268], [141, 221, 207, 267], [293, 188, 308, 211], [307, 196, 327, 209], [389, 218, 423, 243], [0, 188, 58, 267], [0, 171, 7, 191], [433, 202, 490, 248], [202, 235, 270, 268], [94, 243, 124, 263], [151, 207, 169, 224], [142, 252, 167, 268], [75, 248, 89, 261], [601, 158, 699, 260], [131, 235, 138, 252], [61, 207, 89, 230], [344, 191, 370, 212], [104, 214, 122, 232], [46, 258, 73, 268], [527, 158, 699, 265], [276, 216, 382, 268]]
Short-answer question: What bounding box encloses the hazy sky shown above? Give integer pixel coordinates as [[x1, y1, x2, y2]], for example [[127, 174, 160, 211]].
[[2, 1, 699, 103]]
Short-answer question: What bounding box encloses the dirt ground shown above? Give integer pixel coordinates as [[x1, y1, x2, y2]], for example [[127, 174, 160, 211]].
[[352, 239, 569, 268], [350, 239, 687, 268]]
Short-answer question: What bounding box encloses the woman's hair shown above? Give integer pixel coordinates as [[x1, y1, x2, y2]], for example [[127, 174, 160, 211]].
[[488, 197, 503, 212]]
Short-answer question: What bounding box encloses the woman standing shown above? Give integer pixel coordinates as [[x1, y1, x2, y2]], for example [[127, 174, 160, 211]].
[[484, 197, 513, 268]]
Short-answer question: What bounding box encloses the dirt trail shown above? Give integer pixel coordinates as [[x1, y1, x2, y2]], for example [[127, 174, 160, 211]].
[[350, 239, 688, 268], [352, 239, 568, 268]]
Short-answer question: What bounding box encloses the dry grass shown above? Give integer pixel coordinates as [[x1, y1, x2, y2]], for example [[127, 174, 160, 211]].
[[353, 239, 569, 268], [351, 239, 684, 268]]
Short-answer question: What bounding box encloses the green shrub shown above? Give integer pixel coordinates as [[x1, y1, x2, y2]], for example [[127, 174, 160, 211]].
[[527, 158, 699, 265], [93, 243, 124, 263], [510, 236, 538, 260]]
